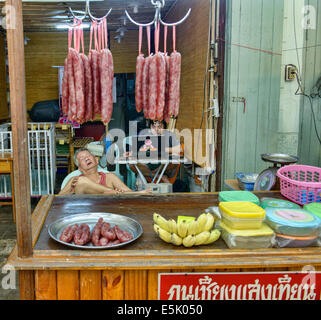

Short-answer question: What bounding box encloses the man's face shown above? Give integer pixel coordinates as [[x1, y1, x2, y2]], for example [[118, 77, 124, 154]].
[[151, 122, 164, 135], [77, 150, 98, 172]]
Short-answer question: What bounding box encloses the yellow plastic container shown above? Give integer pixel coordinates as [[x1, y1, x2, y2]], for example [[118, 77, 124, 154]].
[[219, 201, 266, 229], [219, 221, 275, 249]]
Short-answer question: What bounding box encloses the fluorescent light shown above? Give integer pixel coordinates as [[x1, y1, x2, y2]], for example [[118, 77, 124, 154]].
[[0, 0, 104, 2], [56, 23, 90, 30]]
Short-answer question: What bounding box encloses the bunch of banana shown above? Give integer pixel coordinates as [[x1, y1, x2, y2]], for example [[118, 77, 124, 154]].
[[153, 212, 220, 247]]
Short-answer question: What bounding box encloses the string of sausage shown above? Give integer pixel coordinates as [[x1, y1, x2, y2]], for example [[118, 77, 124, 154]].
[[89, 20, 101, 120], [62, 18, 114, 125], [137, 23, 181, 122]]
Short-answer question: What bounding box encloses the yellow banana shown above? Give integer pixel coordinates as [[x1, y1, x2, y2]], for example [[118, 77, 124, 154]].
[[177, 220, 188, 238], [154, 223, 160, 234], [168, 219, 178, 234], [187, 219, 199, 236], [203, 229, 221, 245], [195, 231, 211, 246], [155, 225, 172, 243], [182, 234, 196, 247], [171, 233, 183, 246], [204, 213, 215, 231], [153, 213, 170, 233], [197, 213, 208, 234]]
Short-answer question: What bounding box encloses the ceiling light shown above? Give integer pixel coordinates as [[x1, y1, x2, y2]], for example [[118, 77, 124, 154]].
[[56, 23, 90, 30]]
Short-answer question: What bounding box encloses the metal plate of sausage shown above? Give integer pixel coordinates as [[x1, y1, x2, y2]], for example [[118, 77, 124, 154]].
[[48, 212, 143, 249]]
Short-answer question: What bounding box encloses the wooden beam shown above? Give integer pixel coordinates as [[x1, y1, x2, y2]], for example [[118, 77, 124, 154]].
[[6, 0, 33, 258]]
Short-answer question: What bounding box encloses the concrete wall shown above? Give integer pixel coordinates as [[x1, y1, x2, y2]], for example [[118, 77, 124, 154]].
[[277, 0, 305, 156]]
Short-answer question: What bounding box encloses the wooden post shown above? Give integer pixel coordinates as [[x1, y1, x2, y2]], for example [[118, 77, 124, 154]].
[[215, 0, 226, 191], [6, 0, 33, 258]]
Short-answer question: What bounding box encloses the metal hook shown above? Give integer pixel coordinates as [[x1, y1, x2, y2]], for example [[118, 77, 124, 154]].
[[68, 0, 112, 22], [125, 0, 190, 28], [68, 7, 87, 21], [159, 8, 191, 27], [87, 0, 112, 22], [124, 8, 156, 27]]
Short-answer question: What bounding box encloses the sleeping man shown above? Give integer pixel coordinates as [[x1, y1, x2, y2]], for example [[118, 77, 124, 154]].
[[58, 148, 151, 195]]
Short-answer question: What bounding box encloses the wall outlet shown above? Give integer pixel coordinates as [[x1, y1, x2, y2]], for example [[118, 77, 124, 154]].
[[285, 64, 297, 81]]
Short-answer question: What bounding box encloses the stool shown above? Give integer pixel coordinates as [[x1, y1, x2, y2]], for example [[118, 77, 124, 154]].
[[0, 152, 15, 223]]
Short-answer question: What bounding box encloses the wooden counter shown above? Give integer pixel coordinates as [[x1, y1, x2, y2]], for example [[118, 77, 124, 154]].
[[7, 192, 321, 300]]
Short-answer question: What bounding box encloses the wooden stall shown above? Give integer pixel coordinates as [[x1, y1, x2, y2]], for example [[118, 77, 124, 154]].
[[6, 191, 321, 300], [4, 0, 321, 302]]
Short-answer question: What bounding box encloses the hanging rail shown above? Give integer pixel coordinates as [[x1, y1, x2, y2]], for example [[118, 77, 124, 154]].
[[125, 0, 191, 28]]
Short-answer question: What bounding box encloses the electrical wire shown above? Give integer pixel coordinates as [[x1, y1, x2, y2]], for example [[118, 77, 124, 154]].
[[292, 0, 321, 145], [294, 71, 321, 145]]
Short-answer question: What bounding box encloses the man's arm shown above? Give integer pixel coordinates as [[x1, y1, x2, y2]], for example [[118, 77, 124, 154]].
[[57, 177, 78, 195], [109, 173, 132, 192], [58, 176, 118, 195]]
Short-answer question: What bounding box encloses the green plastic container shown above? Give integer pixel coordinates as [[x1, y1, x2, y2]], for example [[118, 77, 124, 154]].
[[304, 203, 321, 219], [260, 198, 301, 210], [219, 191, 260, 205]]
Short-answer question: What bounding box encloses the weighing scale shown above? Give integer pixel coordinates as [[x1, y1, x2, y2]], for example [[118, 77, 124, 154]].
[[254, 153, 299, 191]]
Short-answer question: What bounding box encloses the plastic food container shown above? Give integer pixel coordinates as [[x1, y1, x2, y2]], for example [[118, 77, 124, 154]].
[[219, 201, 266, 229], [219, 191, 260, 205], [304, 203, 321, 219], [260, 198, 301, 210], [265, 208, 321, 237], [275, 233, 319, 248], [219, 221, 275, 249]]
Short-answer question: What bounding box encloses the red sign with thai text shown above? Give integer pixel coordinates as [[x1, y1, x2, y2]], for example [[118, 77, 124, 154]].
[[158, 272, 321, 300]]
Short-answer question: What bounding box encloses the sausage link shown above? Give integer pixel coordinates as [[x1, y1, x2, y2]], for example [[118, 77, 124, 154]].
[[135, 55, 145, 113], [142, 56, 151, 119], [89, 50, 101, 118], [67, 49, 77, 121], [168, 52, 181, 117], [70, 49, 85, 123], [80, 53, 93, 122], [148, 55, 157, 120], [61, 58, 69, 116], [156, 53, 166, 120], [100, 49, 114, 125]]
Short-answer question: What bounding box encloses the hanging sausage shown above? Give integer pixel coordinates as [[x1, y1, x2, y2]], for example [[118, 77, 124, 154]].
[[135, 25, 145, 113], [142, 26, 151, 119], [167, 26, 181, 120], [99, 18, 114, 125]]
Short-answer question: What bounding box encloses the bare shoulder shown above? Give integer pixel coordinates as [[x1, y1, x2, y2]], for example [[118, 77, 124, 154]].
[[105, 172, 119, 180]]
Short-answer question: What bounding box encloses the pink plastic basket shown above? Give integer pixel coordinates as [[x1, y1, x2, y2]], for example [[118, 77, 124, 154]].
[[276, 165, 321, 205]]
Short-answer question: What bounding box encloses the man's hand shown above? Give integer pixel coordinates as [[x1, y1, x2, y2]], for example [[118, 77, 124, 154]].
[[70, 176, 79, 194], [138, 188, 153, 193]]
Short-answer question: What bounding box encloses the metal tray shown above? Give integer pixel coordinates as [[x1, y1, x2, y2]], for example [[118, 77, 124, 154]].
[[261, 153, 299, 165], [48, 212, 143, 249]]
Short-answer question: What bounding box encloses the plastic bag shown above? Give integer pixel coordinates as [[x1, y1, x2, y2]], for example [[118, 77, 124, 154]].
[[28, 100, 60, 122]]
